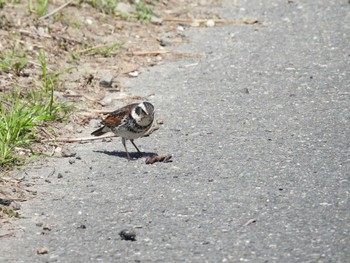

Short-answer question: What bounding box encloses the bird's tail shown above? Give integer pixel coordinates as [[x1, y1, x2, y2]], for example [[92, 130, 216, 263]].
[[91, 126, 110, 136]]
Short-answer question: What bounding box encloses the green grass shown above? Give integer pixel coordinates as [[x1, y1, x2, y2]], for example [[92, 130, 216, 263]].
[[0, 48, 28, 76], [89, 43, 123, 56], [0, 51, 72, 168], [85, 0, 118, 14], [28, 0, 48, 17], [135, 1, 153, 22], [0, 207, 20, 218]]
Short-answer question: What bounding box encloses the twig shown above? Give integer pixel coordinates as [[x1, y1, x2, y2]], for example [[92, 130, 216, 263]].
[[0, 233, 15, 238], [42, 123, 160, 143], [19, 29, 51, 39], [130, 50, 170, 56], [143, 124, 160, 137], [129, 50, 204, 58], [42, 134, 117, 143], [161, 17, 258, 25], [243, 218, 257, 226], [16, 39, 45, 49], [76, 44, 110, 54], [19, 28, 81, 45], [52, 35, 83, 45], [40, 0, 75, 20]]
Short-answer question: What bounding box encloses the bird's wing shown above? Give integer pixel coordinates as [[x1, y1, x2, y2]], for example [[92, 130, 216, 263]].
[[102, 103, 138, 127]]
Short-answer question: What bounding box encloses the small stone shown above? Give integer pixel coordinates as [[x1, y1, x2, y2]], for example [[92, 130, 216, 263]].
[[54, 147, 62, 155], [69, 159, 76, 164], [102, 137, 113, 142], [116, 2, 134, 14], [159, 37, 172, 47], [45, 179, 51, 183], [64, 123, 75, 132], [36, 27, 46, 37], [61, 147, 76, 157], [151, 16, 162, 25], [43, 224, 52, 231], [99, 72, 114, 88], [77, 224, 86, 229], [10, 202, 21, 210], [36, 247, 49, 255], [99, 96, 113, 106], [206, 19, 215, 27], [177, 26, 185, 31], [57, 173, 63, 179], [242, 88, 249, 94], [156, 118, 164, 125], [119, 229, 136, 241], [36, 222, 43, 227], [89, 119, 101, 128], [128, 71, 139, 78], [0, 198, 12, 206]]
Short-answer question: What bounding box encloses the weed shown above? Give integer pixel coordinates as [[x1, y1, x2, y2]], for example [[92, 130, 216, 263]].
[[85, 0, 118, 14], [70, 52, 80, 61], [1, 0, 21, 7], [28, 0, 48, 17], [135, 1, 153, 22], [1, 208, 20, 218], [0, 48, 28, 76], [0, 91, 41, 165], [0, 51, 72, 168], [89, 43, 123, 57]]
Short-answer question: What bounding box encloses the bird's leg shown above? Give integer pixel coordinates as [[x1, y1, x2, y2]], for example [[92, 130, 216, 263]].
[[122, 138, 131, 161], [130, 139, 142, 157]]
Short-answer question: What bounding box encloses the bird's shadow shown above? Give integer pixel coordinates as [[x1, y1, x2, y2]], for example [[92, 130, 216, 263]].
[[94, 150, 158, 160]]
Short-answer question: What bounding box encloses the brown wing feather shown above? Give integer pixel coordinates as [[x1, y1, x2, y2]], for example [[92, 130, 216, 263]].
[[91, 103, 139, 136], [102, 103, 137, 127]]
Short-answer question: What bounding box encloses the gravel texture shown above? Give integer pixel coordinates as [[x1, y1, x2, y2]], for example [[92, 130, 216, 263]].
[[1, 0, 349, 262]]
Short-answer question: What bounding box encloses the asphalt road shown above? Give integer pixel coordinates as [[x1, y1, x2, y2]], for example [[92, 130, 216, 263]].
[[2, 0, 350, 262]]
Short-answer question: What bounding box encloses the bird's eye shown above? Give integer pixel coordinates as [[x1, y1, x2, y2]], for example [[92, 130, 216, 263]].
[[135, 107, 146, 116]]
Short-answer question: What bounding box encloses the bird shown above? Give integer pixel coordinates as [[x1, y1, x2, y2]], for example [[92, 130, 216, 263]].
[[91, 101, 155, 160]]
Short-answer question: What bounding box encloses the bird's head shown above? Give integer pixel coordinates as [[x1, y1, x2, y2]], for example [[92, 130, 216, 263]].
[[132, 101, 155, 125]]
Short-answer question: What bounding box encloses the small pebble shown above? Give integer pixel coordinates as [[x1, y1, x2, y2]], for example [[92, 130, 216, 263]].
[[242, 87, 250, 94], [89, 119, 101, 128], [99, 72, 114, 88], [206, 19, 215, 27], [119, 229, 136, 241], [36, 247, 49, 255], [10, 202, 21, 210], [57, 173, 63, 179], [99, 96, 113, 106], [0, 198, 11, 206], [128, 71, 139, 78], [69, 159, 75, 164], [61, 147, 76, 158], [43, 224, 52, 231]]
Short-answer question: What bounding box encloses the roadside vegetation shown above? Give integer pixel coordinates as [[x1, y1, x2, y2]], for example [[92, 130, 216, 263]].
[[0, 50, 72, 168], [0, 0, 162, 171]]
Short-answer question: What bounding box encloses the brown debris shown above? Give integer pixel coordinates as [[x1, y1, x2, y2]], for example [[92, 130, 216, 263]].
[[36, 247, 49, 255], [145, 155, 173, 164]]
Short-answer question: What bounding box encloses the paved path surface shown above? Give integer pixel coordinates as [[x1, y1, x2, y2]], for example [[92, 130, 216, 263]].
[[2, 0, 350, 262]]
